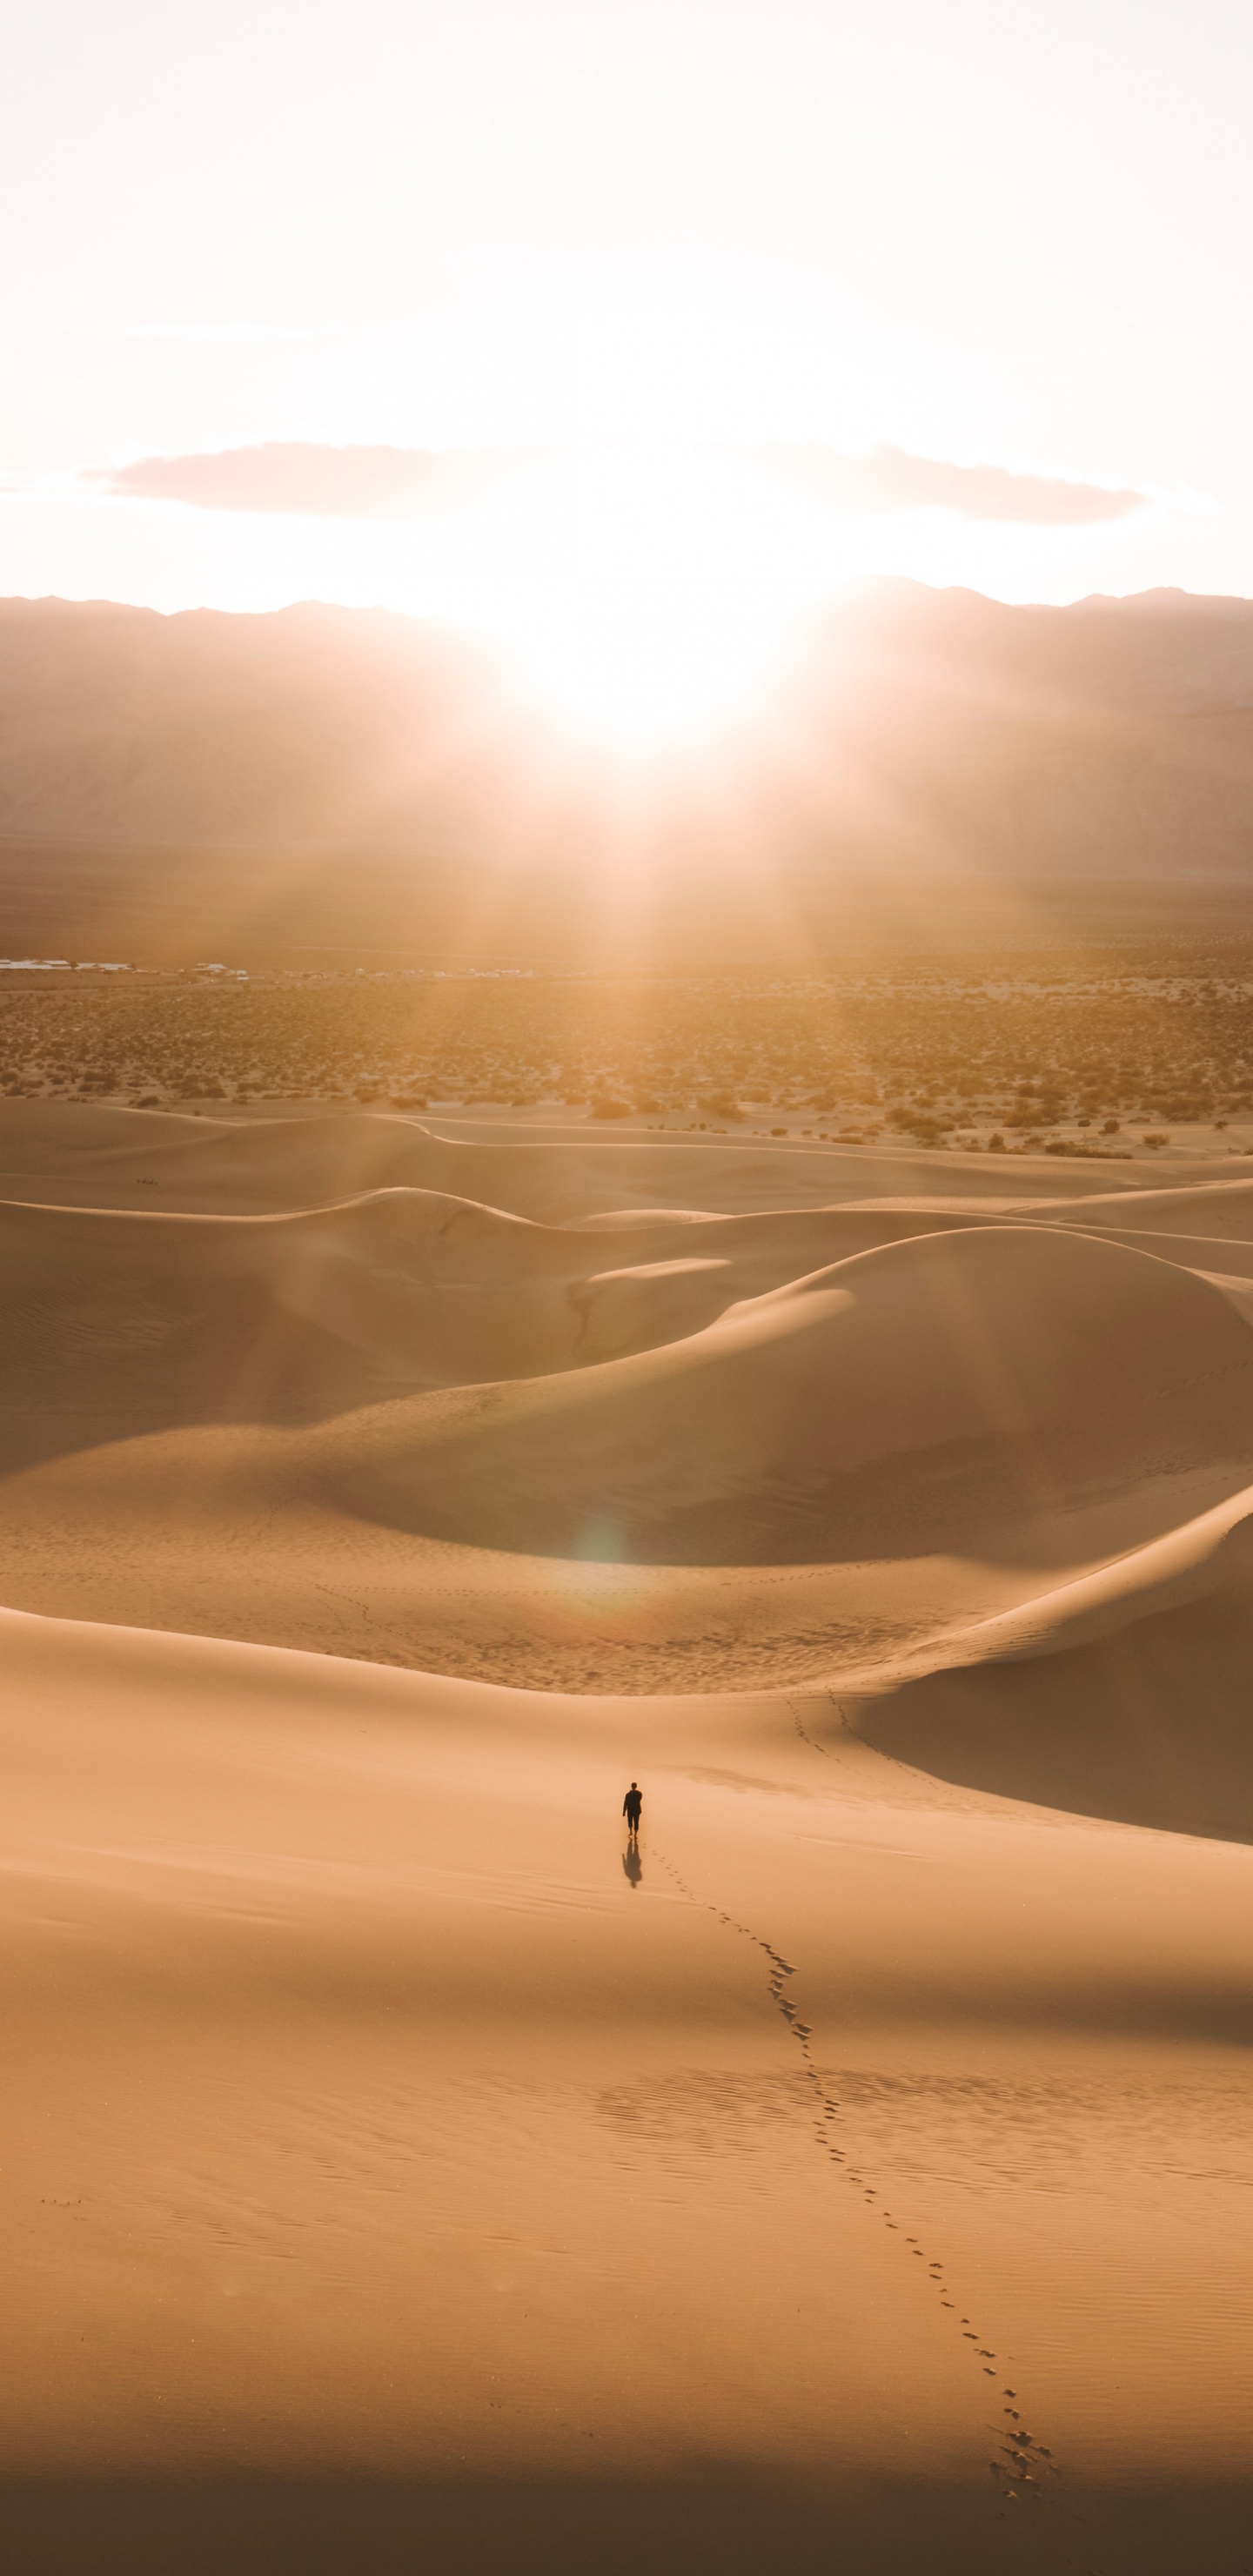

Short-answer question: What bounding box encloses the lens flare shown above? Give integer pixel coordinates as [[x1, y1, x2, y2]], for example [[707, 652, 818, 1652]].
[[419, 445, 831, 750]]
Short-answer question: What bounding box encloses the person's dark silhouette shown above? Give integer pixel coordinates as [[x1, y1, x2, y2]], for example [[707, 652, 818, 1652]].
[[623, 1781, 643, 1837]]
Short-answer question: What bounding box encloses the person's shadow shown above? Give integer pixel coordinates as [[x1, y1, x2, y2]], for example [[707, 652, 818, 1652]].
[[621, 1842, 642, 1888]]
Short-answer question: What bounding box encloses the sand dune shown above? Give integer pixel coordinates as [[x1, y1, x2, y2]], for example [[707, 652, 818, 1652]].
[[5, 1102, 1253, 2573], [319, 1223, 1253, 1564], [0, 1187, 761, 1443], [1060, 1174, 1253, 1239], [0, 1097, 1226, 1218], [4, 1598, 1253, 2573], [854, 1494, 1253, 1835], [0, 1186, 1018, 1469]]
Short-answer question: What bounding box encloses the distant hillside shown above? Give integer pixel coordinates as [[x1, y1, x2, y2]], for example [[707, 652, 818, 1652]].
[[1, 582, 1252, 961]]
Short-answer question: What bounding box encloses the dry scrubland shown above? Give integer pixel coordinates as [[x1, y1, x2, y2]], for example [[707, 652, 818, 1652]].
[[5, 941, 1253, 1158], [4, 1058, 1253, 2572]]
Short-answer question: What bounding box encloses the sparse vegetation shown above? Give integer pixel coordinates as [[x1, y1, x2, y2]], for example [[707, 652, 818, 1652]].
[[0, 942, 1251, 1156]]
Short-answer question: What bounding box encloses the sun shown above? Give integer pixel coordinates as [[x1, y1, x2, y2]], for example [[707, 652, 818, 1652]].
[[423, 445, 828, 752]]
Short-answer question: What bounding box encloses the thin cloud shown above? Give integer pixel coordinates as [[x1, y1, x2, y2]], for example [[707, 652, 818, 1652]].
[[759, 443, 1146, 525], [93, 442, 530, 517], [117, 324, 315, 344], [89, 436, 1148, 527]]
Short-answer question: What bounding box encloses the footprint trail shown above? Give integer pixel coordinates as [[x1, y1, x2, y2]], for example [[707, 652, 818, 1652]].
[[650, 1818, 1069, 2536]]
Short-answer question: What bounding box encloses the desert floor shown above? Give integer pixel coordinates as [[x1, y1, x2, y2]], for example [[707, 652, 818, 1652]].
[[3, 1102, 1253, 2573]]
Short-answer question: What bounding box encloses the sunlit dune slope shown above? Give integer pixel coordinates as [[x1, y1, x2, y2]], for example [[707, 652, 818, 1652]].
[[1058, 1176, 1253, 1240], [7, 1099, 1253, 2570], [3, 1108, 1253, 1690], [3, 1208, 1249, 1692], [322, 1225, 1253, 1564], [4, 1598, 1253, 2576], [0, 1188, 1019, 1466]]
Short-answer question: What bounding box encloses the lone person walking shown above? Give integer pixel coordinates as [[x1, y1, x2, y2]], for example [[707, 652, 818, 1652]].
[[623, 1781, 643, 1839]]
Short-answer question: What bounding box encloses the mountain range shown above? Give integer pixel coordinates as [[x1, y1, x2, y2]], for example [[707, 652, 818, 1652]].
[[2, 580, 1252, 960]]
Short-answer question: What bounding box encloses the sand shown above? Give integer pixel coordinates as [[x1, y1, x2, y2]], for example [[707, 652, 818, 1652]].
[[3, 1102, 1253, 2573]]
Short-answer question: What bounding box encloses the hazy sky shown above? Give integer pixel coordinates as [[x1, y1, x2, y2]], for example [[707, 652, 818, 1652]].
[[4, 0, 1253, 656]]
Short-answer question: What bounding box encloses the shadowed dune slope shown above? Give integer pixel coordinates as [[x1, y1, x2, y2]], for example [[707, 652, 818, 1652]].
[[0, 1190, 1043, 1470], [857, 1511, 1253, 1841], [323, 1225, 1253, 1564], [3, 1110, 1253, 1681]]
